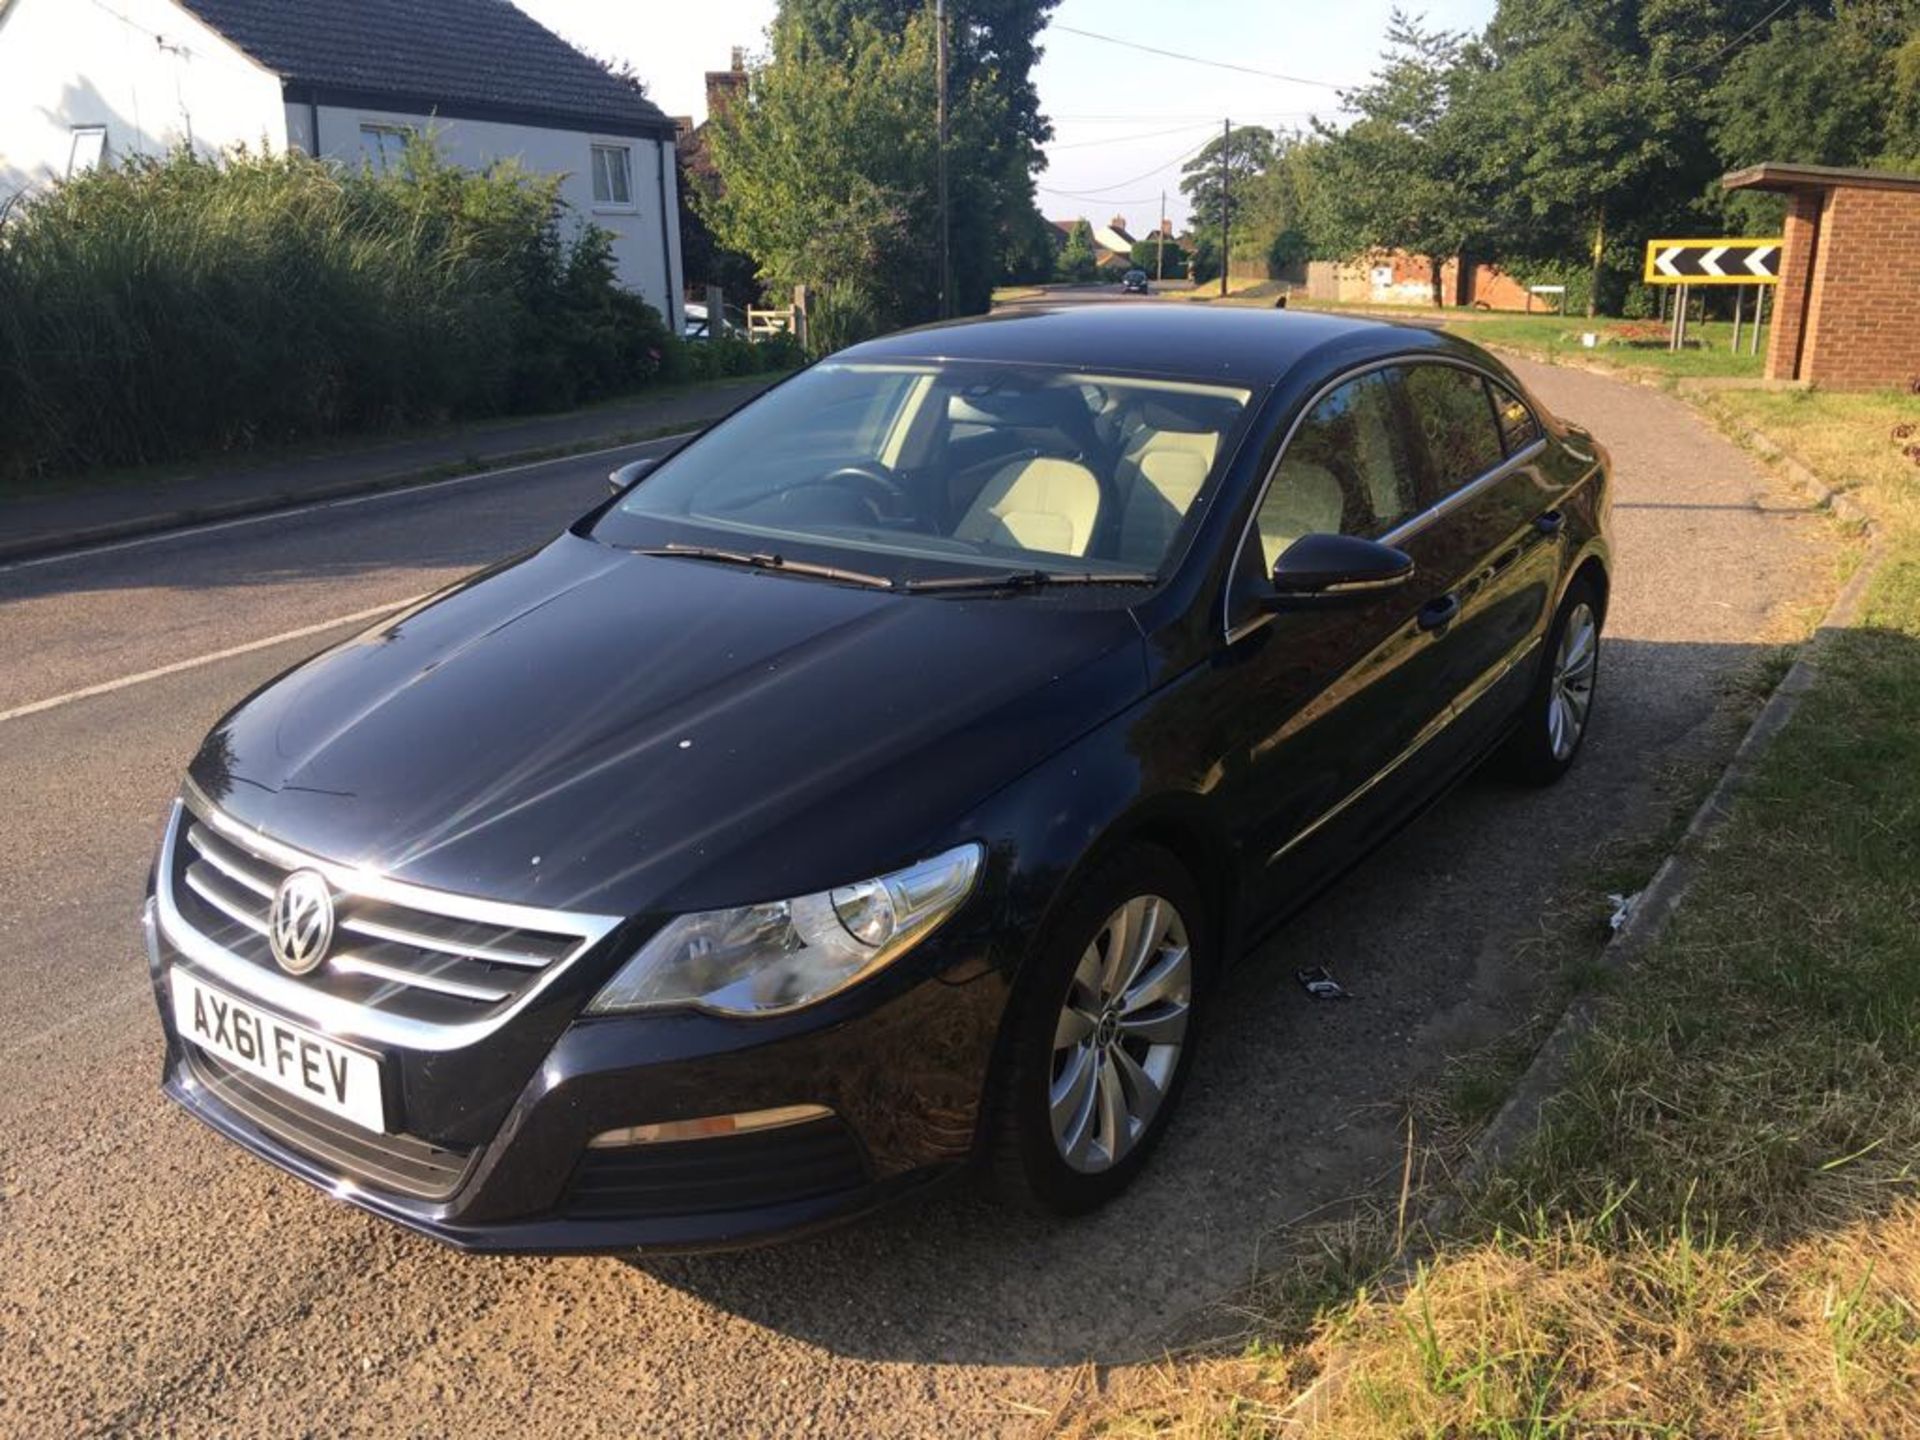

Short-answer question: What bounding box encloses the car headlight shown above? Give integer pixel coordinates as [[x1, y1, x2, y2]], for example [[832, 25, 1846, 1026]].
[[586, 843, 984, 1018]]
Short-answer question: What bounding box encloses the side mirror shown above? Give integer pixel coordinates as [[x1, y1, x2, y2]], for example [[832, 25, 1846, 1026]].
[[1264, 533, 1413, 607], [607, 456, 660, 496]]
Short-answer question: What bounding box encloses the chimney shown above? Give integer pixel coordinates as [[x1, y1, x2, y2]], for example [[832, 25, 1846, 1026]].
[[705, 48, 749, 120], [1159, 218, 1173, 238], [1109, 215, 1127, 234]]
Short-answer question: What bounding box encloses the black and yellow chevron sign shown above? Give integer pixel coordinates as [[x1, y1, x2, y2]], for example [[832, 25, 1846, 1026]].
[[1643, 238, 1783, 285]]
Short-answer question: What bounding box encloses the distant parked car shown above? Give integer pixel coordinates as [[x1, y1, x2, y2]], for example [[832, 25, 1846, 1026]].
[[682, 300, 747, 341], [148, 306, 1612, 1252], [1121, 268, 1151, 295]]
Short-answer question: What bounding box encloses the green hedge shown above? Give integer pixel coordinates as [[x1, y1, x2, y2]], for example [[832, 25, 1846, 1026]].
[[0, 144, 792, 484]]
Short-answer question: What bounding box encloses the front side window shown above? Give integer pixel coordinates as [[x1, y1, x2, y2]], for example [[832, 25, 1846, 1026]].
[[592, 361, 1252, 576], [1256, 370, 1419, 569], [591, 144, 633, 206], [359, 124, 412, 173], [1402, 363, 1504, 499], [67, 126, 107, 177]]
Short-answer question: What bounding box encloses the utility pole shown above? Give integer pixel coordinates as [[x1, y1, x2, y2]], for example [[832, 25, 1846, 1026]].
[[1219, 118, 1230, 297], [935, 0, 951, 318], [1156, 189, 1166, 281]]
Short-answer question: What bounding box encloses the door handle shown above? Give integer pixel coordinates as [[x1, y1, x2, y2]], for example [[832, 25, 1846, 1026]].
[[1417, 593, 1461, 633], [1533, 509, 1566, 538]]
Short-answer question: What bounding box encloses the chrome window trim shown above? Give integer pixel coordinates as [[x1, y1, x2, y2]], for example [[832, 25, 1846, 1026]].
[[1378, 434, 1547, 550], [155, 788, 624, 1054], [1221, 354, 1548, 643]]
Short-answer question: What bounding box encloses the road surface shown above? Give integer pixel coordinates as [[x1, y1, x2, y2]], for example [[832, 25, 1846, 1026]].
[[0, 362, 1834, 1437]]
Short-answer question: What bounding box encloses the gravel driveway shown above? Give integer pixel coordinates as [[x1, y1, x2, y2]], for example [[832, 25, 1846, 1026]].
[[0, 360, 1836, 1438]]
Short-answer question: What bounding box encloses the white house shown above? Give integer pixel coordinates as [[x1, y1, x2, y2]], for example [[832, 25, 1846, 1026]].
[[0, 0, 683, 327]]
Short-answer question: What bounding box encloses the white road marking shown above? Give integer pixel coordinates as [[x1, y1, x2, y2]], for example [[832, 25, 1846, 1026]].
[[0, 594, 428, 724], [0, 433, 681, 577]]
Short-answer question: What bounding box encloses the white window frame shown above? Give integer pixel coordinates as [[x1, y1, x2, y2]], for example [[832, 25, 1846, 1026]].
[[67, 126, 108, 178], [359, 123, 414, 174], [590, 142, 635, 211]]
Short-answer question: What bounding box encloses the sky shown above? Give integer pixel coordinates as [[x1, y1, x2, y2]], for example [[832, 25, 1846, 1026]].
[[511, 0, 1497, 231]]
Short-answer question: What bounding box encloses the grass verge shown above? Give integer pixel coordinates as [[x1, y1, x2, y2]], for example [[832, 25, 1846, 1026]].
[[1079, 369, 1920, 1434]]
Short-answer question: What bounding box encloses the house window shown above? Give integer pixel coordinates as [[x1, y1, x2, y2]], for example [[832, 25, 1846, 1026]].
[[359, 124, 413, 173], [67, 126, 107, 178], [591, 144, 633, 207]]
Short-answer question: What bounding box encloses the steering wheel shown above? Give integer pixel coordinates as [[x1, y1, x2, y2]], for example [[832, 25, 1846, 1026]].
[[707, 460, 912, 522], [811, 462, 911, 515]]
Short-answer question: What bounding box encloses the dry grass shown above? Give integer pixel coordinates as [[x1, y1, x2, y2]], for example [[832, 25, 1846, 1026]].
[[1091, 1204, 1920, 1438], [1705, 388, 1920, 539], [1070, 388, 1920, 1438]]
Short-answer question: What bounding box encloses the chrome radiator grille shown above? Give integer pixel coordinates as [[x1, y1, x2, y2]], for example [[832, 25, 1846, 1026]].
[[163, 795, 619, 1040]]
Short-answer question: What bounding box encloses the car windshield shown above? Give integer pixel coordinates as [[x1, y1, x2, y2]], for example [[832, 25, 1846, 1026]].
[[591, 360, 1253, 578]]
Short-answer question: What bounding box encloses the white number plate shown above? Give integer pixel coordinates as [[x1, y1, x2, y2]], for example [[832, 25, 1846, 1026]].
[[171, 970, 387, 1134]]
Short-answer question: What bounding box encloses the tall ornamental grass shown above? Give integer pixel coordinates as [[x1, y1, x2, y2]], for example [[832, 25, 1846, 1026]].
[[0, 143, 679, 483]]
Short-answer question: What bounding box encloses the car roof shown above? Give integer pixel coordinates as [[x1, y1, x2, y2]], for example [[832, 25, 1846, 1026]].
[[842, 304, 1479, 388]]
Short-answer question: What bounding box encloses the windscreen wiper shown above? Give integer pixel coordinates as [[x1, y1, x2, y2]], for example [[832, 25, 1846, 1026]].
[[900, 568, 1158, 593], [635, 543, 897, 591]]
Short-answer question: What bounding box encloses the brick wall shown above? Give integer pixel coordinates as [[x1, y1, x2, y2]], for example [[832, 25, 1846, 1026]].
[[1802, 185, 1920, 390], [1765, 191, 1822, 382]]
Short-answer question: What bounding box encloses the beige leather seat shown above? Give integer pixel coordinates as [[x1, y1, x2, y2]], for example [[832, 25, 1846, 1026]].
[[955, 456, 1102, 558], [1258, 461, 1345, 568], [1114, 413, 1221, 565]]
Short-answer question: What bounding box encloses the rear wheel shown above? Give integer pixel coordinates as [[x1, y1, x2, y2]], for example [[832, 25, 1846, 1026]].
[[1499, 578, 1602, 785], [988, 845, 1208, 1215]]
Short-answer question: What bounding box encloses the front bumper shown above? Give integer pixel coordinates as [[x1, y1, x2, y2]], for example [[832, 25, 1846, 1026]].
[[147, 901, 1007, 1254]]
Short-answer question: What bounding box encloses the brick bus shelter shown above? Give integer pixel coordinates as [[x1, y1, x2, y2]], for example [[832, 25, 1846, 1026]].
[[1721, 162, 1920, 391]]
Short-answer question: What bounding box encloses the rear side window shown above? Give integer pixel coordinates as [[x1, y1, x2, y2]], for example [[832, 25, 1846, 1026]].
[[1403, 364, 1504, 498], [1256, 370, 1420, 568], [1491, 382, 1542, 455]]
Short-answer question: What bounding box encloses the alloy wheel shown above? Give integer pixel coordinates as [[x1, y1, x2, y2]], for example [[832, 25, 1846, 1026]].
[[1048, 894, 1192, 1173], [1549, 601, 1598, 761]]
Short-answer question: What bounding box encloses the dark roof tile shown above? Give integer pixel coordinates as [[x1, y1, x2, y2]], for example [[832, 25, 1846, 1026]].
[[178, 0, 673, 137]]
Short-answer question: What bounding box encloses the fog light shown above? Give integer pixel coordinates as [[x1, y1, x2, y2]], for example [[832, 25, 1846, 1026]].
[[587, 1103, 832, 1148]]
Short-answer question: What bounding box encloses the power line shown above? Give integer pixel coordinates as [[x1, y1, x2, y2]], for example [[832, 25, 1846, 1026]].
[[1664, 0, 1797, 82], [1049, 111, 1323, 122], [1039, 131, 1217, 199], [1051, 24, 1354, 90], [1048, 121, 1218, 151], [1036, 188, 1166, 205]]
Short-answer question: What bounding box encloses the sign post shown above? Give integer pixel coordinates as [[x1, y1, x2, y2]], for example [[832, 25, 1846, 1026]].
[[1644, 237, 1781, 355]]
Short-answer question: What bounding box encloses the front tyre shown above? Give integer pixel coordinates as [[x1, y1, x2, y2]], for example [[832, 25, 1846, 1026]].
[[988, 845, 1208, 1215], [1499, 577, 1602, 785]]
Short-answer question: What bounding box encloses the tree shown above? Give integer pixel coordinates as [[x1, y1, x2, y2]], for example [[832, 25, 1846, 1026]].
[[1309, 11, 1479, 305], [1234, 132, 1321, 273], [1710, 4, 1920, 221], [781, 0, 1060, 295], [1130, 234, 1184, 278], [1000, 203, 1062, 285], [1452, 0, 1706, 315], [1056, 219, 1099, 282], [1178, 125, 1275, 255], [702, 10, 1011, 335], [1187, 232, 1221, 285]]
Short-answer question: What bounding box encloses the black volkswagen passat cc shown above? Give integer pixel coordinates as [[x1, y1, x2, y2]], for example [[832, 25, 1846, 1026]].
[[147, 305, 1611, 1252]]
